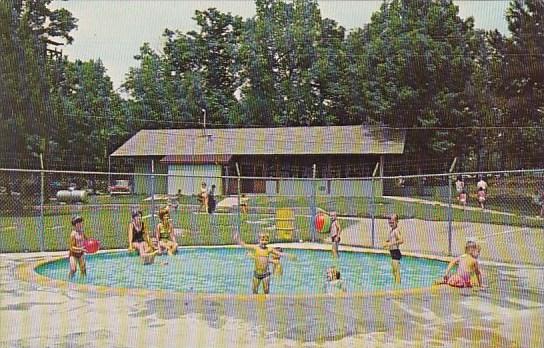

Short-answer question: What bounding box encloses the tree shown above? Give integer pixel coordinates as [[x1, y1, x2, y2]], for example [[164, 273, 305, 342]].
[[0, 0, 77, 167], [356, 0, 478, 171], [51, 59, 127, 169], [490, 0, 544, 168]]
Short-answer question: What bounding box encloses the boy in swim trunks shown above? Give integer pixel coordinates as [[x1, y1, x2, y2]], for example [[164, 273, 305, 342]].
[[383, 214, 403, 284], [434, 241, 483, 288], [68, 216, 89, 278], [246, 246, 286, 277], [239, 233, 294, 294]]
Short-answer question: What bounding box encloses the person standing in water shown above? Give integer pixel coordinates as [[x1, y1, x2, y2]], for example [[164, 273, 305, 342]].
[[383, 214, 403, 284], [238, 232, 295, 294]]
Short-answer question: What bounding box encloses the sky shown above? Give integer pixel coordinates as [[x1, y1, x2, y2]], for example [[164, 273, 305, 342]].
[[50, 1, 511, 88]]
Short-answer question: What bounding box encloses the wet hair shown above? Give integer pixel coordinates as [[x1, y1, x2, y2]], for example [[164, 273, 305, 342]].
[[274, 247, 283, 252], [328, 267, 340, 280], [71, 216, 83, 226], [456, 175, 463, 181], [131, 210, 142, 219]]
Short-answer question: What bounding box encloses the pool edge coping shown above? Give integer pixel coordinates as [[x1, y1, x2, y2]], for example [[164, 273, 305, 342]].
[[15, 244, 488, 301]]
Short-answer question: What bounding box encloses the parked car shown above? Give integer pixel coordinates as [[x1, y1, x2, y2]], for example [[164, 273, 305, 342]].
[[108, 180, 131, 195]]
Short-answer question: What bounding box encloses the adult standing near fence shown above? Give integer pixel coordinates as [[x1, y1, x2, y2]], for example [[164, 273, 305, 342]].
[[477, 175, 487, 192], [198, 182, 208, 212], [208, 184, 216, 214], [330, 212, 341, 258], [455, 175, 465, 200]]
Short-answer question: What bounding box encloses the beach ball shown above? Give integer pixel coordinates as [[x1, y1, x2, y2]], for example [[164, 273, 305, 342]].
[[84, 239, 101, 254], [315, 213, 332, 233]]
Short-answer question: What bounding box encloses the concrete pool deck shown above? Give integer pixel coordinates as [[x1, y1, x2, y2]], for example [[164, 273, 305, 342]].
[[1, 244, 543, 347]]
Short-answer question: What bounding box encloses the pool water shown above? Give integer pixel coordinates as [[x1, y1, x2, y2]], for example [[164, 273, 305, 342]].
[[36, 247, 448, 294]]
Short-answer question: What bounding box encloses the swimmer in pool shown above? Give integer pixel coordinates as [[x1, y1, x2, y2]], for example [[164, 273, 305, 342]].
[[325, 267, 346, 294], [246, 246, 286, 277], [238, 232, 295, 294]]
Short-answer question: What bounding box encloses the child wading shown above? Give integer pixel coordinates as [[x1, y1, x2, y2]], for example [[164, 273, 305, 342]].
[[68, 216, 89, 278], [383, 214, 403, 284], [238, 233, 295, 294]]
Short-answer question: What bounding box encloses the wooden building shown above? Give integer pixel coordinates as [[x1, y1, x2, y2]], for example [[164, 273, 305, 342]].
[[110, 125, 405, 197]]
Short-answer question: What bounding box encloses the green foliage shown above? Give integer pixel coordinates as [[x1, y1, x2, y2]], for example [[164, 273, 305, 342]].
[[355, 0, 477, 159], [2, 0, 543, 171], [489, 0, 544, 168]]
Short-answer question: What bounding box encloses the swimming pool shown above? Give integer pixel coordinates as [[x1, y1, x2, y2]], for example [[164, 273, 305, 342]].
[[35, 247, 448, 294]]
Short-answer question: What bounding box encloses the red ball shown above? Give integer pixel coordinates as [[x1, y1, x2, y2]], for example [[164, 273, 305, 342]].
[[84, 239, 101, 254], [315, 213, 325, 231]]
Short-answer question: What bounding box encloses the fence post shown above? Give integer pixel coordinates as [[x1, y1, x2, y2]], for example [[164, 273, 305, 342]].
[[151, 159, 155, 228], [235, 163, 241, 239], [447, 157, 457, 256], [39, 154, 45, 252], [371, 162, 380, 248], [311, 164, 317, 243]]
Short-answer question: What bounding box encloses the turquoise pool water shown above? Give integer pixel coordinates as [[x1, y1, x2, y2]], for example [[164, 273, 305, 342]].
[[36, 247, 448, 294]]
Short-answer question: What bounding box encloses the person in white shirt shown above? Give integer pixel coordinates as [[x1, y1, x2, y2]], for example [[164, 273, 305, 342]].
[[477, 176, 487, 191]]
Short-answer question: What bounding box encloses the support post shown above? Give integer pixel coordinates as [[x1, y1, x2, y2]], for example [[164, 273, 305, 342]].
[[151, 159, 156, 228], [447, 157, 457, 256], [39, 154, 45, 252], [371, 162, 380, 248], [311, 164, 317, 243], [108, 155, 111, 189], [235, 163, 241, 239]]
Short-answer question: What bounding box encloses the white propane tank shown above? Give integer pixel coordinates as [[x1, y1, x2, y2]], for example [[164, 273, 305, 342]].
[[56, 190, 88, 203]]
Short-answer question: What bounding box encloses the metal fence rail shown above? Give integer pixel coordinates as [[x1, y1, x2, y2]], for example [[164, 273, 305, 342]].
[[0, 167, 543, 264]]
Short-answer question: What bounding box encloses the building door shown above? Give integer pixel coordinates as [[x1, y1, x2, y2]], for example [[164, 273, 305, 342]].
[[254, 164, 266, 193]]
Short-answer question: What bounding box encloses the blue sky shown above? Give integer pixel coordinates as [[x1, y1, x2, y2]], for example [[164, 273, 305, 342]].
[[51, 1, 511, 88]]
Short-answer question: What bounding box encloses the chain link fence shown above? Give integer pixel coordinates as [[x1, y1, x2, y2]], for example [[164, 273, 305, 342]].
[[0, 168, 543, 264]]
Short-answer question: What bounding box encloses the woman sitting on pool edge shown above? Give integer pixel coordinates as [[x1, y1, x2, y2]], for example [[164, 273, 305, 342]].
[[238, 232, 295, 294], [155, 208, 179, 256], [128, 210, 157, 264]]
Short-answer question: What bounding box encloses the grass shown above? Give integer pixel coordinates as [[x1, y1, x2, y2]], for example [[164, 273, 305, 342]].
[[0, 206, 324, 253], [0, 192, 541, 253]]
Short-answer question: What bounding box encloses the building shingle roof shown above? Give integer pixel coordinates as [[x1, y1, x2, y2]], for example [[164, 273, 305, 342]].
[[110, 125, 405, 157]]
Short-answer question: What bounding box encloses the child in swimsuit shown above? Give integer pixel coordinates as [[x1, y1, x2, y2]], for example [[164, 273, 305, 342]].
[[155, 208, 178, 256], [329, 212, 341, 258], [458, 190, 468, 207], [325, 267, 346, 294], [246, 246, 286, 278], [383, 213, 403, 284], [477, 187, 486, 209], [434, 241, 483, 288], [68, 216, 88, 278], [128, 210, 157, 264], [240, 194, 249, 214], [239, 233, 295, 294]]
